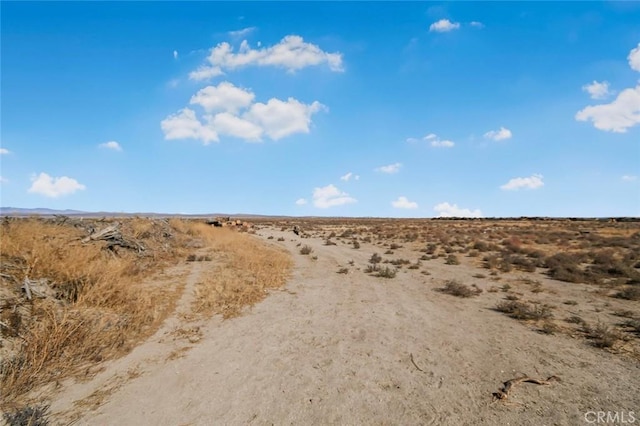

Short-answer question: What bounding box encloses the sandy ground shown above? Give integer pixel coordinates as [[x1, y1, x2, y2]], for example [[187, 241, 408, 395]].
[[47, 227, 639, 425]]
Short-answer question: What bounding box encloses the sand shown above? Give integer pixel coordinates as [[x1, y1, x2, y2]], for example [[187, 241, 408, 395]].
[[47, 227, 640, 425]]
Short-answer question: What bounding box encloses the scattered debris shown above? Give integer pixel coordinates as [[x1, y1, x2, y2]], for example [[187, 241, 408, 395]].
[[492, 375, 560, 403]]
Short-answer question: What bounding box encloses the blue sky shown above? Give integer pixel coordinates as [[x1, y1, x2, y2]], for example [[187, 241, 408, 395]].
[[1, 1, 639, 217]]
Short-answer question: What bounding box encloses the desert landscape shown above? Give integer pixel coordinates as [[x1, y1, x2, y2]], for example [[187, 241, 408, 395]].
[[1, 215, 639, 425]]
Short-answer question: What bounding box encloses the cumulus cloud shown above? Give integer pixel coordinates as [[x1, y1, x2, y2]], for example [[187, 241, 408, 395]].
[[245, 98, 325, 140], [340, 172, 359, 181], [160, 108, 219, 144], [483, 127, 513, 141], [500, 174, 544, 190], [28, 172, 86, 198], [429, 19, 460, 33], [189, 65, 224, 81], [375, 162, 402, 174], [430, 139, 455, 148], [210, 112, 263, 141], [0, 148, 10, 155], [189, 35, 343, 80], [576, 44, 640, 133], [312, 184, 356, 208], [295, 198, 308, 205], [575, 84, 640, 133], [190, 82, 255, 113], [582, 81, 612, 99], [162, 84, 325, 144], [434, 202, 482, 218], [99, 141, 122, 151], [173, 50, 178, 60], [392, 196, 418, 209], [470, 21, 485, 28], [629, 43, 640, 72], [622, 175, 638, 182]]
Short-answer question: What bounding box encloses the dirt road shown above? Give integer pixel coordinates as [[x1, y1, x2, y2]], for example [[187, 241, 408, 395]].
[[49, 228, 639, 425]]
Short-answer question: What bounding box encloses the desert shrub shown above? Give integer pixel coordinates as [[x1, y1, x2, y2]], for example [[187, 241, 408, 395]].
[[3, 404, 50, 426], [277, 237, 285, 241], [540, 320, 558, 335], [352, 240, 360, 249], [495, 301, 553, 320], [583, 321, 620, 348], [365, 264, 379, 273], [300, 245, 313, 255], [472, 240, 490, 252], [483, 254, 500, 270], [369, 253, 382, 265], [390, 243, 402, 250], [376, 266, 397, 279], [615, 286, 640, 301], [445, 254, 460, 265], [622, 319, 640, 336], [337, 267, 349, 274], [440, 280, 481, 298], [545, 252, 595, 283]]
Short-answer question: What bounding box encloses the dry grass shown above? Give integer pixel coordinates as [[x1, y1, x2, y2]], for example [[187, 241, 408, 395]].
[[439, 280, 481, 298], [0, 218, 291, 409], [192, 226, 292, 319]]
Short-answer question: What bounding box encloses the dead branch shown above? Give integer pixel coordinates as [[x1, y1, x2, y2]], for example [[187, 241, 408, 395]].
[[492, 375, 560, 403]]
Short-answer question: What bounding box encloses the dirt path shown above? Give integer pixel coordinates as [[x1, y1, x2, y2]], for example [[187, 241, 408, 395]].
[[49, 229, 639, 425]]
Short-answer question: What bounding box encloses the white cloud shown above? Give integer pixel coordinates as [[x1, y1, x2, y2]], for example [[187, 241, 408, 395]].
[[163, 87, 325, 144], [173, 50, 178, 60], [210, 112, 263, 141], [429, 19, 460, 33], [470, 21, 485, 28], [576, 44, 640, 133], [431, 139, 455, 148], [434, 202, 482, 218], [195, 35, 343, 77], [500, 174, 544, 190], [0, 148, 10, 155], [575, 84, 640, 133], [99, 141, 122, 151], [229, 27, 256, 38], [582, 81, 612, 99], [295, 198, 308, 205], [245, 98, 325, 140], [189, 66, 224, 81], [392, 196, 418, 209], [407, 133, 454, 147], [375, 162, 402, 174], [483, 127, 513, 141], [622, 175, 638, 182], [28, 172, 86, 198], [629, 42, 640, 72], [190, 82, 255, 113], [160, 108, 219, 144], [340, 172, 359, 181], [0, 176, 8, 184], [312, 184, 356, 208]]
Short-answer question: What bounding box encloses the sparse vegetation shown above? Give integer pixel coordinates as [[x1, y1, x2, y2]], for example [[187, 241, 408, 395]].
[[495, 301, 553, 321], [376, 266, 397, 279], [439, 280, 481, 298], [300, 245, 314, 255]]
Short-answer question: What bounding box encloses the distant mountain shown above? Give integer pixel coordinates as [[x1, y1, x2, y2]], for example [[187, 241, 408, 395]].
[[0, 207, 87, 216]]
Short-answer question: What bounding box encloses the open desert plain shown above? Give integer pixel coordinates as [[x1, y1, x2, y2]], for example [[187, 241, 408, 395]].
[[1, 216, 639, 425]]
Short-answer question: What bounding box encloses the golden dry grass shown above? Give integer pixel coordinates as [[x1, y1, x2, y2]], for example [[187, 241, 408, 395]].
[[192, 224, 292, 319], [0, 218, 196, 406]]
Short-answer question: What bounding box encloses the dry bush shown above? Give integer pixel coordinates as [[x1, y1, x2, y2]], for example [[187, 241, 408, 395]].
[[0, 217, 197, 405], [615, 286, 640, 301], [439, 280, 481, 298], [299, 245, 313, 255], [583, 321, 621, 348], [2, 403, 50, 426], [193, 227, 292, 319], [495, 301, 553, 321], [445, 254, 460, 265], [376, 266, 397, 279]]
